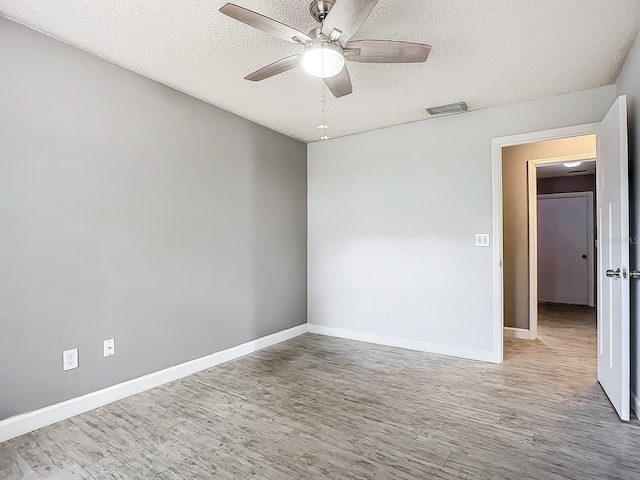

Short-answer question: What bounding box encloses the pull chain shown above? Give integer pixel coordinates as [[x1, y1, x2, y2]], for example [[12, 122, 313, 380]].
[[317, 82, 330, 140]]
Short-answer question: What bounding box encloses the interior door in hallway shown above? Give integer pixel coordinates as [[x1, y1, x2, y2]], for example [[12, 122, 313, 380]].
[[597, 95, 630, 421], [537, 192, 593, 306]]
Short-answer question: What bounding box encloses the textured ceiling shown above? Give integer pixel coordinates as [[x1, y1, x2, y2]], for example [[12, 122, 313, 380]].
[[1, 0, 639, 143], [537, 160, 596, 179]]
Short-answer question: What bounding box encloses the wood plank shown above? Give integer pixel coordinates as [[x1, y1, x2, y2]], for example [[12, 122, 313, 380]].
[[2, 304, 639, 479]]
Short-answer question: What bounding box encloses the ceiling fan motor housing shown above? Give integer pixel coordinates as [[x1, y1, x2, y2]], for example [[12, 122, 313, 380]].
[[309, 0, 335, 23]]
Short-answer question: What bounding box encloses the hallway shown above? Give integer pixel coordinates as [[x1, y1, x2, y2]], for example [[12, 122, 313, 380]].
[[504, 303, 602, 423]]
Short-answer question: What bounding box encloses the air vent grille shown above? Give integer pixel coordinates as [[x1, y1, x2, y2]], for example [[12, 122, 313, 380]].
[[426, 102, 468, 116]]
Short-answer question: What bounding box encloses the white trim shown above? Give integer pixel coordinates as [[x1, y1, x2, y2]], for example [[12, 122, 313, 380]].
[[491, 136, 505, 364], [491, 123, 599, 364], [528, 156, 539, 340], [503, 327, 533, 340], [0, 324, 308, 444], [530, 153, 596, 164], [308, 324, 497, 363], [632, 391, 640, 421]]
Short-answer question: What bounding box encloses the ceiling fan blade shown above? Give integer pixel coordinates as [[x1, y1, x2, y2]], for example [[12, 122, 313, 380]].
[[345, 40, 431, 63], [321, 0, 379, 44], [219, 3, 311, 44], [324, 65, 353, 98], [245, 55, 301, 81]]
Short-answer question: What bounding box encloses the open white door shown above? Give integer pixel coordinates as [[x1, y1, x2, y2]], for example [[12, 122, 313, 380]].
[[597, 95, 630, 421]]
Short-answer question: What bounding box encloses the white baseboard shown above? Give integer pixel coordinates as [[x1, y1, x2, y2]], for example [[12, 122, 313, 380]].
[[503, 327, 532, 340], [0, 324, 308, 444], [307, 324, 497, 363], [632, 391, 640, 421]]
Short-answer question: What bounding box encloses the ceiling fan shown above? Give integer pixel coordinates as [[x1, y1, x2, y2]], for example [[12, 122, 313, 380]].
[[219, 0, 432, 98]]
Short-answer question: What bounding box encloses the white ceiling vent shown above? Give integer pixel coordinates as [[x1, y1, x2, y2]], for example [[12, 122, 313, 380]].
[[426, 102, 468, 116]]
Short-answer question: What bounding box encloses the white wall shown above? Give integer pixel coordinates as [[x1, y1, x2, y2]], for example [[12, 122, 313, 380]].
[[616, 32, 640, 416], [308, 85, 616, 361]]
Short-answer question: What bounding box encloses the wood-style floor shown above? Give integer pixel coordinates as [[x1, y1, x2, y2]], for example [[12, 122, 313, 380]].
[[2, 304, 640, 479]]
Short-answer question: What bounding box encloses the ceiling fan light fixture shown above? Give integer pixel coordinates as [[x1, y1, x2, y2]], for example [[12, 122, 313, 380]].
[[221, 1, 433, 98], [302, 43, 345, 78], [563, 161, 583, 168]]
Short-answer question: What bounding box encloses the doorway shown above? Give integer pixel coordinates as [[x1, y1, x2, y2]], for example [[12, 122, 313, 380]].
[[530, 157, 597, 339], [537, 192, 594, 304], [500, 135, 597, 341], [490, 96, 631, 421]]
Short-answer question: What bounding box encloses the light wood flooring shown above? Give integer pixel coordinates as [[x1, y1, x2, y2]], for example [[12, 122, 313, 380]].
[[2, 304, 640, 479]]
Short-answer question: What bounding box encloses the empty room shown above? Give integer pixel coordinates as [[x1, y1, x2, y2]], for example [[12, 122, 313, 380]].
[[2, 1, 640, 479]]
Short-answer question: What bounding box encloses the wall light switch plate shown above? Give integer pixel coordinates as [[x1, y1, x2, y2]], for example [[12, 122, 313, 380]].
[[63, 348, 79, 371], [475, 234, 491, 247], [104, 338, 115, 357]]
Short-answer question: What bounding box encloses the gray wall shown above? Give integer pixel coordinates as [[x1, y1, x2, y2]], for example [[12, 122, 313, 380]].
[[617, 32, 640, 415], [0, 18, 307, 420], [308, 85, 615, 357], [501, 137, 596, 329]]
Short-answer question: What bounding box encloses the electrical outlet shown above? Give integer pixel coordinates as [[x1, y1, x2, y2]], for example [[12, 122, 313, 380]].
[[381, 308, 388, 318], [63, 348, 78, 371], [104, 338, 115, 357], [475, 234, 491, 247]]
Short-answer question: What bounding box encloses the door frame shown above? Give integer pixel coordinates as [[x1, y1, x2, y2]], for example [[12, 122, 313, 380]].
[[491, 123, 599, 363], [528, 157, 597, 340]]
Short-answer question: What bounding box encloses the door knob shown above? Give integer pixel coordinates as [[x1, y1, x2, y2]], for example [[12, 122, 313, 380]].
[[630, 270, 640, 279], [606, 268, 621, 279], [582, 255, 587, 259]]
